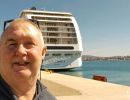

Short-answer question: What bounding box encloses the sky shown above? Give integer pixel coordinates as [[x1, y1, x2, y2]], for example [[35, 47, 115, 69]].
[[0, 0, 130, 57]]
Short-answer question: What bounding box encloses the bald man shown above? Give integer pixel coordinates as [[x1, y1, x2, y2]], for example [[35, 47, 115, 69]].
[[0, 18, 56, 100]]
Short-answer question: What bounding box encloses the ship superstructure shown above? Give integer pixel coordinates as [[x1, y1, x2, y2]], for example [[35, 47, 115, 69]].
[[20, 8, 83, 69]]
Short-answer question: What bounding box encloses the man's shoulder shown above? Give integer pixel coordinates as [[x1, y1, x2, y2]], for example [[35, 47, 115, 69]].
[[34, 80, 57, 100], [0, 75, 16, 100]]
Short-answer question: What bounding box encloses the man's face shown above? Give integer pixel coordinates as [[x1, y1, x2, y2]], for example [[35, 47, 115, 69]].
[[0, 22, 45, 82]]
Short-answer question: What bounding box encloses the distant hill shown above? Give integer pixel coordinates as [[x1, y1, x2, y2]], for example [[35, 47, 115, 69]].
[[82, 55, 130, 61]]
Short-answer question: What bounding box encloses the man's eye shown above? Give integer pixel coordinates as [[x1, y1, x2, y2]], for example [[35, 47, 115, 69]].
[[25, 42, 35, 48], [26, 42, 34, 45], [7, 43, 17, 49], [9, 43, 16, 45]]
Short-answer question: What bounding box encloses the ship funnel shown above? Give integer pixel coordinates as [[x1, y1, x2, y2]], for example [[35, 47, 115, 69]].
[[30, 7, 36, 10]]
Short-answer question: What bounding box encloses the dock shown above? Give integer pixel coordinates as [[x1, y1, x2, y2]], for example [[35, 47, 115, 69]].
[[40, 71, 130, 100]]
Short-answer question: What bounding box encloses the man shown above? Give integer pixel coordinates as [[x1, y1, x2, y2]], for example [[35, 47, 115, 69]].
[[0, 18, 56, 100]]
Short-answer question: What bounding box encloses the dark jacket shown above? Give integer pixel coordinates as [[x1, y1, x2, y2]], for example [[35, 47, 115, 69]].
[[0, 76, 56, 100]]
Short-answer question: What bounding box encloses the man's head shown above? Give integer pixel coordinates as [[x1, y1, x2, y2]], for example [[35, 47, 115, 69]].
[[0, 18, 46, 83]]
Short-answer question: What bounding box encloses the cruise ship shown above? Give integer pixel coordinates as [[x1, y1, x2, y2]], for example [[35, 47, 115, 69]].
[[20, 7, 83, 69]]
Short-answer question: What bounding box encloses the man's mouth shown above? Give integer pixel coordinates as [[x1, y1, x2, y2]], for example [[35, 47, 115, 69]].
[[12, 61, 30, 75], [13, 61, 30, 67]]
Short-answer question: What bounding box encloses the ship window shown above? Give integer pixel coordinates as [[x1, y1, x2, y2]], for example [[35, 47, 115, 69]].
[[72, 33, 77, 37], [70, 23, 74, 27], [65, 54, 73, 56], [52, 54, 61, 56], [73, 38, 78, 44], [45, 22, 57, 26], [47, 46, 74, 50], [47, 27, 58, 31], [49, 33, 59, 36], [50, 38, 57, 44]]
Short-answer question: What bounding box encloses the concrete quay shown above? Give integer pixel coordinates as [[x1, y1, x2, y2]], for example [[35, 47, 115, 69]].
[[40, 71, 130, 100]]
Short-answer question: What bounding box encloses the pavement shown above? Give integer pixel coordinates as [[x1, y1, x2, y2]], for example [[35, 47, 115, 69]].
[[40, 71, 130, 100]]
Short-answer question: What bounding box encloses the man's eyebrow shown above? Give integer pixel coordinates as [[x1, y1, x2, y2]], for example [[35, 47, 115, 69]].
[[5, 39, 16, 44]]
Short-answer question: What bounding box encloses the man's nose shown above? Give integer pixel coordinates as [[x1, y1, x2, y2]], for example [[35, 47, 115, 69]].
[[16, 45, 27, 56]]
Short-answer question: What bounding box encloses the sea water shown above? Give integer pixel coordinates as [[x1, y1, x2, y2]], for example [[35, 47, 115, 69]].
[[59, 60, 130, 86]]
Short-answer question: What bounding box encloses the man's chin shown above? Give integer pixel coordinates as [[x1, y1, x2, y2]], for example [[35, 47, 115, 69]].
[[14, 69, 31, 79]]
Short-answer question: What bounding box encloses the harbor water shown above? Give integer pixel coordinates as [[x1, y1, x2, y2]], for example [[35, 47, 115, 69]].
[[59, 60, 130, 86]]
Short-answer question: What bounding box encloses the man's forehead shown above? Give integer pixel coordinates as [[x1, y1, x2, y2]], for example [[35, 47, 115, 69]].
[[1, 19, 44, 45], [11, 22, 33, 29], [3, 22, 40, 36]]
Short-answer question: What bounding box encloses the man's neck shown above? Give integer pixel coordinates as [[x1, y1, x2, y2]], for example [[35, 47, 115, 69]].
[[1, 74, 38, 100], [11, 80, 37, 100]]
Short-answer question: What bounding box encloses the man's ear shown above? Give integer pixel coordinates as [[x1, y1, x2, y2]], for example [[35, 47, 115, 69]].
[[0, 41, 2, 54], [42, 47, 47, 57]]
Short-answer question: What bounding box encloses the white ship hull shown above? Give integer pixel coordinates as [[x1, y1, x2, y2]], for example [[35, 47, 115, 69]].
[[42, 51, 82, 69]]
